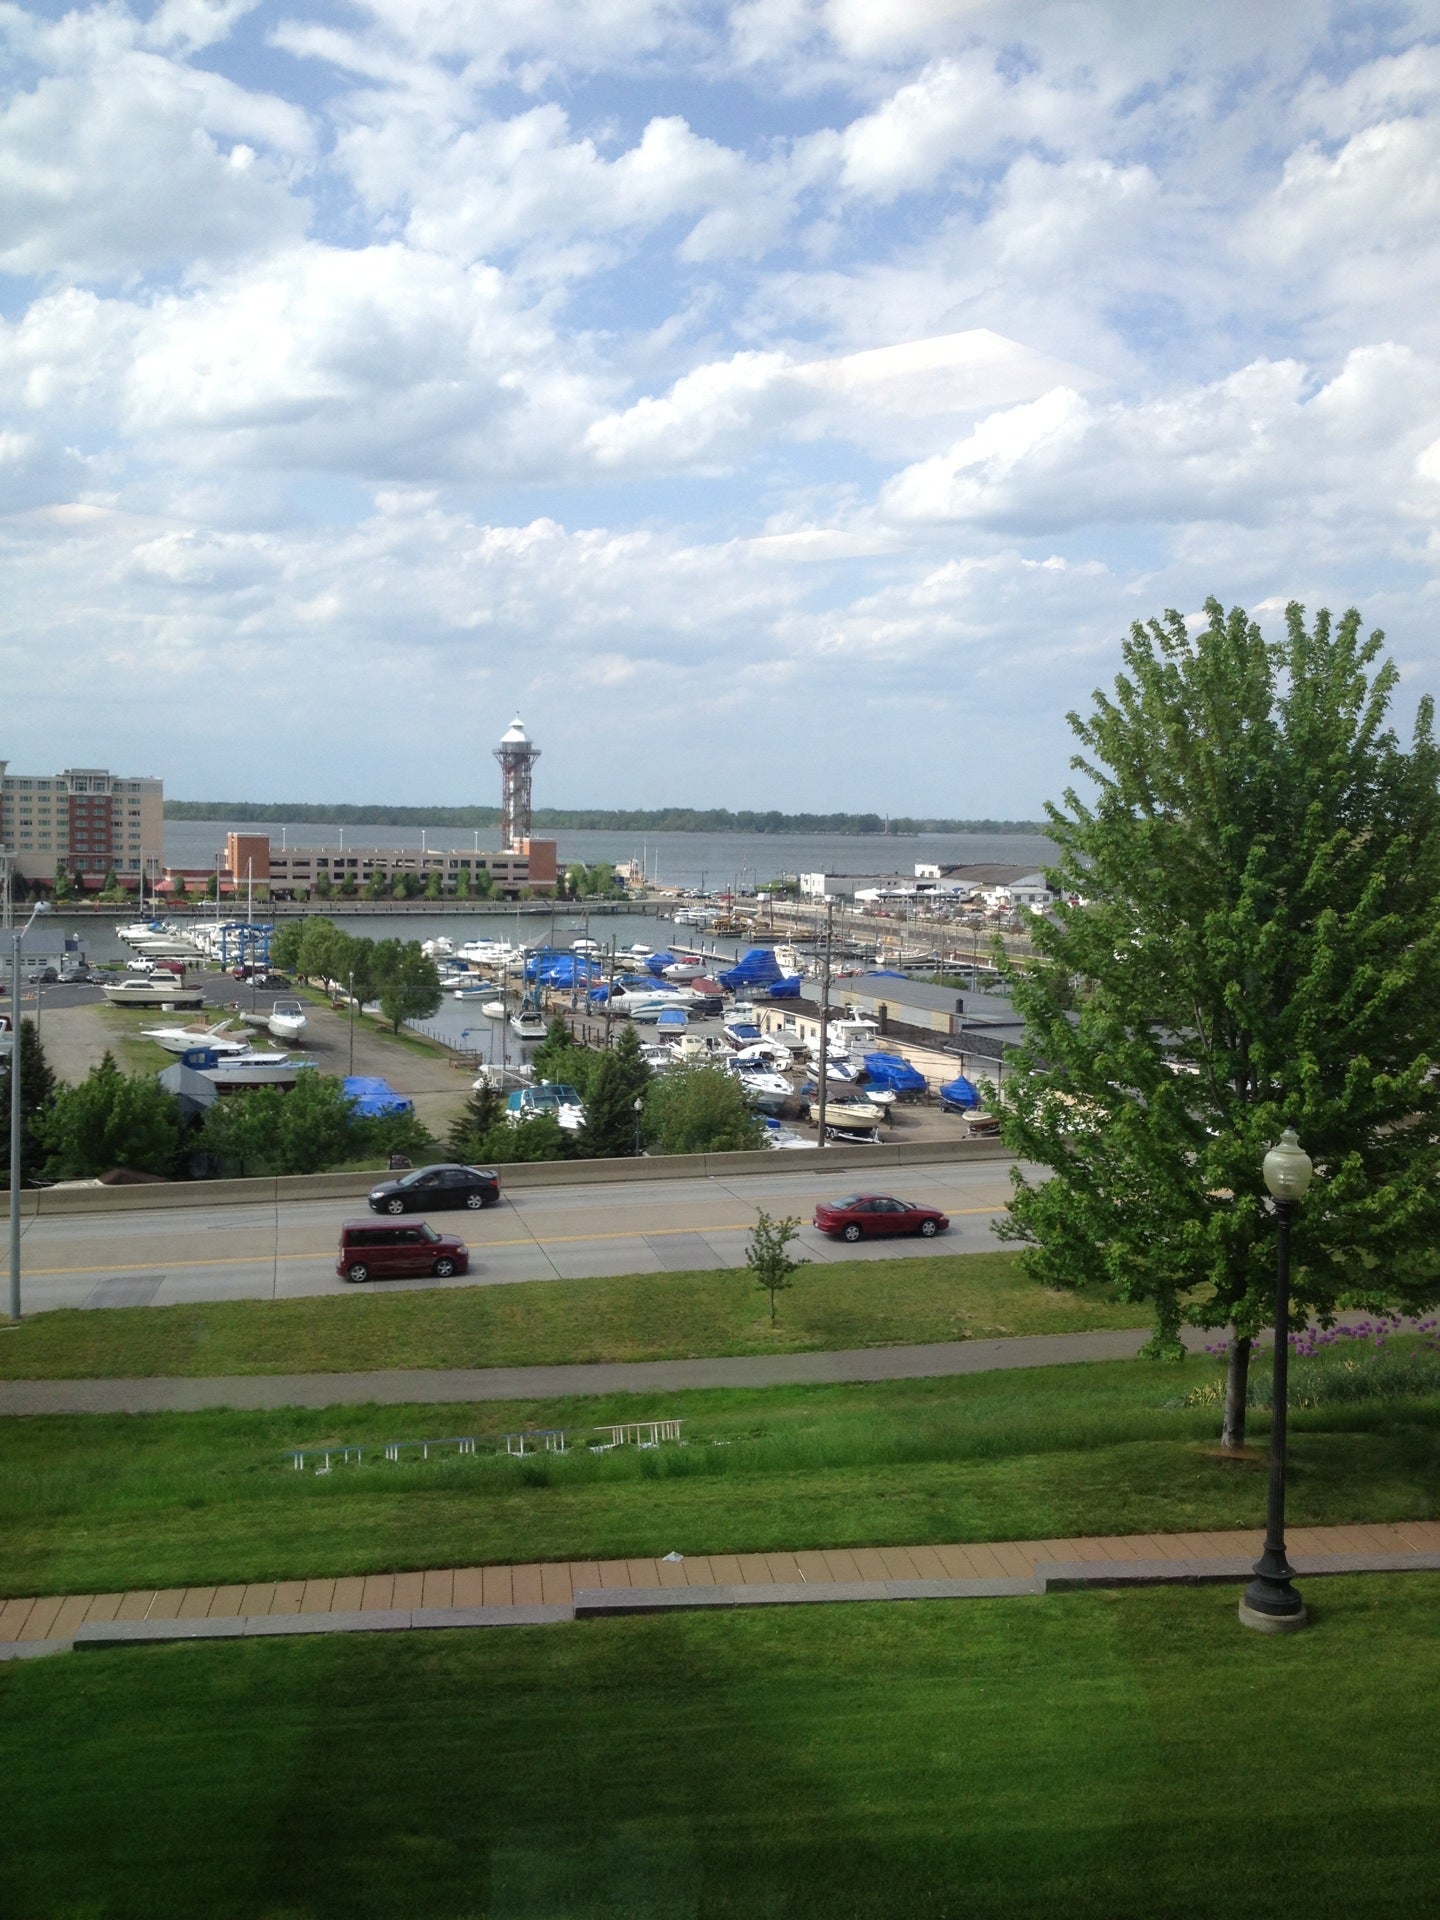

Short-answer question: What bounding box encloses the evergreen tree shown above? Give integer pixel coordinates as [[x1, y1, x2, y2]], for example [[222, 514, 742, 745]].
[[611, 1023, 651, 1106], [0, 1019, 56, 1189], [577, 1050, 644, 1157], [998, 600, 1440, 1448], [446, 1083, 504, 1162]]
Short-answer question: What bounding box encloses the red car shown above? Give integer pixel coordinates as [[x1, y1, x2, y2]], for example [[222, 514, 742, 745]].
[[336, 1220, 470, 1284], [813, 1195, 950, 1242]]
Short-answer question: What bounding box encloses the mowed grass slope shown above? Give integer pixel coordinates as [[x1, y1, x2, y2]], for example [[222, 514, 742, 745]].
[[2, 1360, 1436, 1595], [0, 1250, 1144, 1379], [2, 1581, 1437, 1920]]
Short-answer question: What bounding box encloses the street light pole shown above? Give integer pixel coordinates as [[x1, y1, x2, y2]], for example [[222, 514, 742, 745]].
[[816, 896, 834, 1146], [1240, 1125, 1314, 1634], [8, 901, 52, 1324]]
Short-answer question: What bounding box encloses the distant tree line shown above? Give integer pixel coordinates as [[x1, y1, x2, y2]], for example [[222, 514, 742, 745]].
[[165, 801, 1046, 835]]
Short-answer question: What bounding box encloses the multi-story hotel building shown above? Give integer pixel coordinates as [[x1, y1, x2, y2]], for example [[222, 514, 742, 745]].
[[0, 762, 165, 888]]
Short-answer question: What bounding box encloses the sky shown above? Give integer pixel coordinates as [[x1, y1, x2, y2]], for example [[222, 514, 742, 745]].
[[3, 0, 1440, 814]]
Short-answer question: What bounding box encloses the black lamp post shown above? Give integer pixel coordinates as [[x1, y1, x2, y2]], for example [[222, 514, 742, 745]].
[[1239, 1125, 1314, 1634], [633, 1095, 644, 1157]]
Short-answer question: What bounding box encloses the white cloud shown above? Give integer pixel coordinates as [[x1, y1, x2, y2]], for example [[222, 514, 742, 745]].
[[882, 347, 1440, 540], [0, 8, 312, 280], [586, 328, 1098, 469]]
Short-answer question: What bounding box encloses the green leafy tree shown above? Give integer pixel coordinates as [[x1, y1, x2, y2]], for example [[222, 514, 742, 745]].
[[746, 1210, 805, 1323], [445, 1083, 504, 1162], [269, 922, 304, 973], [423, 869, 443, 899], [375, 941, 442, 1032], [37, 1053, 183, 1180], [475, 1114, 572, 1163], [203, 1074, 356, 1177], [339, 872, 358, 897], [204, 871, 219, 901], [997, 600, 1440, 1450], [644, 1064, 763, 1155], [52, 859, 74, 902], [454, 866, 472, 900], [473, 866, 495, 899], [0, 1019, 56, 1189], [365, 868, 389, 900], [314, 873, 333, 899], [169, 874, 189, 905]]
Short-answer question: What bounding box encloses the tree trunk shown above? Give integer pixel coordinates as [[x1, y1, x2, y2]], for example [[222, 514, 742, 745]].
[[1221, 1333, 1251, 1451]]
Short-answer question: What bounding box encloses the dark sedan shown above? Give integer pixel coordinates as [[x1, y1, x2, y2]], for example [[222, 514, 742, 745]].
[[812, 1194, 950, 1242], [367, 1163, 501, 1214]]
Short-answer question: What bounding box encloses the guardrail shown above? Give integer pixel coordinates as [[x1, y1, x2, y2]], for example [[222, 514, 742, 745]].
[[9, 1135, 1011, 1216]]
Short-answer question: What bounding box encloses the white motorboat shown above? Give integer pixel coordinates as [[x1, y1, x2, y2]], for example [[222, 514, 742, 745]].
[[610, 989, 678, 1021], [421, 937, 455, 959], [104, 977, 206, 1009], [732, 1039, 794, 1072], [176, 1046, 317, 1088], [457, 938, 526, 967], [726, 1062, 792, 1097], [267, 998, 307, 1043], [510, 1009, 547, 1041], [118, 920, 169, 943], [571, 938, 601, 954], [762, 1124, 817, 1151], [505, 1081, 586, 1131], [723, 1018, 765, 1049], [142, 1020, 250, 1057], [810, 1098, 885, 1127], [481, 999, 507, 1019], [472, 1062, 534, 1090], [661, 956, 707, 981], [453, 986, 492, 1001]]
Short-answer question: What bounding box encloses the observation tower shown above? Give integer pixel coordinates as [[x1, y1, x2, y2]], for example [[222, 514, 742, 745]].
[[494, 716, 540, 852]]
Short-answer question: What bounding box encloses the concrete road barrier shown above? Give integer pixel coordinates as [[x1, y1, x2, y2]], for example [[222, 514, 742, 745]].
[[16, 1136, 1010, 1216]]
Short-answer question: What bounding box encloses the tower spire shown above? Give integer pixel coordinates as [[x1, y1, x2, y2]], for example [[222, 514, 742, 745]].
[[493, 715, 540, 852]]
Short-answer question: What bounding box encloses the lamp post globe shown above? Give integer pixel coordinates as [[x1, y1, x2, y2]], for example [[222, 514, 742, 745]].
[[1240, 1124, 1314, 1634]]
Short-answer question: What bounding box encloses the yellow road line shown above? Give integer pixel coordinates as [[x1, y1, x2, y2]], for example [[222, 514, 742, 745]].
[[22, 1207, 1005, 1279]]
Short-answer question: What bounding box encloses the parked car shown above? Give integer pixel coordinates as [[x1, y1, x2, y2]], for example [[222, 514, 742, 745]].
[[58, 965, 97, 985], [812, 1195, 950, 1242], [252, 971, 292, 989], [366, 1163, 500, 1214], [25, 965, 60, 984], [336, 1220, 469, 1283]]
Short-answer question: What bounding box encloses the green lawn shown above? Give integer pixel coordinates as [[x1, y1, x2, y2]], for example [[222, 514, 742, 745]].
[[2, 1580, 1436, 1919], [2, 1359, 1435, 1595], [0, 1250, 1145, 1378]]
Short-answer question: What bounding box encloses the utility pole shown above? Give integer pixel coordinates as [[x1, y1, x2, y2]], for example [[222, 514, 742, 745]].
[[604, 937, 615, 1050], [816, 896, 834, 1147], [347, 970, 356, 1076]]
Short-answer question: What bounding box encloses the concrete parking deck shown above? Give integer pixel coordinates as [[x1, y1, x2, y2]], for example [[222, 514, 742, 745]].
[[5, 1520, 1436, 1657]]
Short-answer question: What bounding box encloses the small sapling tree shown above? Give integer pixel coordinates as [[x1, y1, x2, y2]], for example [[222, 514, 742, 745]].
[[746, 1210, 805, 1324]]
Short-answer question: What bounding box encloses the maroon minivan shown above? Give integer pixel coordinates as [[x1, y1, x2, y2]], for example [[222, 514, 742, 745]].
[[336, 1220, 469, 1284]]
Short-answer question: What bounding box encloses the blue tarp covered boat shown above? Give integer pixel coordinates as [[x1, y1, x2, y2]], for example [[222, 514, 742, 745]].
[[342, 1075, 414, 1117], [718, 948, 783, 991], [938, 1074, 981, 1111], [860, 1052, 928, 1095]]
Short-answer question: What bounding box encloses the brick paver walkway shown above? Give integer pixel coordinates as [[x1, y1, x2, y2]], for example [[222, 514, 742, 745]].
[[4, 1519, 1437, 1647]]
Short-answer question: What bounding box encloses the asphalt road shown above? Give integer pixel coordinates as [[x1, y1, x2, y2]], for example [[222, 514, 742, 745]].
[[12, 1158, 1016, 1313]]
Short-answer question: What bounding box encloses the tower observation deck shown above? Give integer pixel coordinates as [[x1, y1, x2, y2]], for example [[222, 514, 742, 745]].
[[494, 716, 540, 852]]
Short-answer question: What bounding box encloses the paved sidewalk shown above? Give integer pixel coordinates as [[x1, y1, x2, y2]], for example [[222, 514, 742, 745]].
[[4, 1520, 1436, 1658], [0, 1324, 1207, 1415]]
